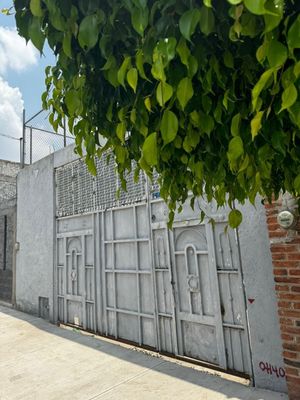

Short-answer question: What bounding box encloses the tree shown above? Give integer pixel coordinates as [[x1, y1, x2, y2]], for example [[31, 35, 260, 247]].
[[10, 0, 300, 226]]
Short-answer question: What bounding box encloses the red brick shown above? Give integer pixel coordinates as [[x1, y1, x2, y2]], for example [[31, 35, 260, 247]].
[[289, 269, 300, 276], [271, 244, 299, 253], [286, 367, 299, 376], [280, 317, 295, 326], [279, 310, 300, 318], [288, 253, 300, 261], [274, 268, 288, 276], [278, 293, 300, 300], [275, 284, 290, 292], [282, 326, 300, 335], [269, 231, 288, 238], [292, 286, 300, 293], [273, 261, 300, 268], [275, 277, 300, 284], [283, 343, 300, 352], [272, 253, 287, 260], [282, 333, 294, 341], [283, 350, 298, 359]]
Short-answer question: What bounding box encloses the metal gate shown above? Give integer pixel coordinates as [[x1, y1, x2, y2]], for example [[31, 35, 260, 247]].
[[55, 158, 251, 376]]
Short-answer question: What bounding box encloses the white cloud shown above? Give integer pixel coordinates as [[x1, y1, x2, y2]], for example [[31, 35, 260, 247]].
[[0, 26, 38, 75], [0, 76, 23, 161]]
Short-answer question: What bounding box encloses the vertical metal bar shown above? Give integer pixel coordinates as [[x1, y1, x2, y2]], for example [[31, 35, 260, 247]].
[[133, 205, 142, 346], [22, 109, 25, 168], [234, 222, 255, 384], [206, 222, 227, 369], [82, 235, 87, 330], [63, 237, 68, 324], [101, 211, 108, 335], [29, 127, 33, 165], [63, 116, 67, 147], [111, 209, 118, 338], [146, 177, 161, 351], [168, 228, 181, 356], [92, 213, 97, 332], [3, 215, 7, 271], [19, 138, 23, 166]]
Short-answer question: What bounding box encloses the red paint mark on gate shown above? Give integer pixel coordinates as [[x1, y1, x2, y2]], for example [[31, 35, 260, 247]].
[[248, 298, 255, 304], [259, 361, 285, 378]]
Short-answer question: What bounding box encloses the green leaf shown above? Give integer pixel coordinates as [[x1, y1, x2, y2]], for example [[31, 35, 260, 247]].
[[28, 17, 45, 52], [176, 38, 190, 68], [156, 81, 173, 107], [177, 77, 193, 110], [179, 9, 201, 41], [63, 32, 72, 58], [78, 14, 100, 50], [294, 174, 300, 194], [231, 113, 241, 136], [127, 68, 138, 92], [280, 84, 298, 112], [227, 0, 242, 3], [251, 111, 264, 140], [161, 110, 178, 145], [244, 0, 266, 15], [252, 68, 274, 111], [65, 90, 81, 116], [131, 6, 148, 36], [228, 209, 243, 228], [228, 136, 244, 166], [118, 57, 131, 88], [30, 0, 43, 17], [203, 0, 212, 6], [267, 40, 287, 68], [142, 132, 158, 166], [144, 97, 151, 112], [116, 122, 126, 143], [287, 15, 300, 51], [136, 51, 148, 80], [199, 6, 215, 36]]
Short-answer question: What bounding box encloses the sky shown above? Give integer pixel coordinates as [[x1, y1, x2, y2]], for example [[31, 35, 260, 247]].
[[0, 7, 55, 162]]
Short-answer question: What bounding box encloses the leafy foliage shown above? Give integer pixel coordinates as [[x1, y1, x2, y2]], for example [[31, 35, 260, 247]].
[[13, 0, 300, 226]]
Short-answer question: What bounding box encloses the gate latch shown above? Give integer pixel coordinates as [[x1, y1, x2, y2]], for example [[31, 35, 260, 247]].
[[187, 275, 200, 292]]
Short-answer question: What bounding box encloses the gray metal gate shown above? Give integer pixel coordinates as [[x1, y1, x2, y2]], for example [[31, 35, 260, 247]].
[[55, 158, 251, 376]]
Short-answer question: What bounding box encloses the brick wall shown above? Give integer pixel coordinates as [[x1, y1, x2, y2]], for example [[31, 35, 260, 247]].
[[265, 194, 300, 400]]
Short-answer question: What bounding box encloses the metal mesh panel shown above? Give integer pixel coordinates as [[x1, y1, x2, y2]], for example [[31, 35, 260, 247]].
[[56, 163, 74, 217], [56, 153, 147, 217], [118, 162, 147, 206], [23, 110, 74, 165], [150, 170, 160, 200]]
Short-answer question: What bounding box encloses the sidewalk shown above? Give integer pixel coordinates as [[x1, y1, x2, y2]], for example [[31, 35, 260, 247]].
[[0, 305, 288, 400]]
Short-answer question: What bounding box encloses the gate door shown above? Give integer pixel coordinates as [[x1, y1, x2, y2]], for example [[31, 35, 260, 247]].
[[170, 220, 226, 367], [56, 215, 96, 331], [101, 203, 157, 348], [169, 219, 251, 374]]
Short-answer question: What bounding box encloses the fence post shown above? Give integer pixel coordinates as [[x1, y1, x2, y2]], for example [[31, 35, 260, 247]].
[[30, 127, 33, 164], [63, 116, 67, 147], [21, 109, 25, 168]]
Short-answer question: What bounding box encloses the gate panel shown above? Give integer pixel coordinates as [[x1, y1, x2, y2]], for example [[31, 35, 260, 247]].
[[152, 225, 177, 354], [213, 222, 251, 374], [170, 222, 225, 366], [101, 204, 157, 348], [56, 215, 96, 331]]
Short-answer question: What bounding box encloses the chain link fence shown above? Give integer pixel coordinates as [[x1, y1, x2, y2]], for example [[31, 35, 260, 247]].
[[21, 109, 74, 167]]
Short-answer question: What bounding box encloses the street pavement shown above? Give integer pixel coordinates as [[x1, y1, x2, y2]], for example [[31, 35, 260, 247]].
[[0, 305, 288, 400]]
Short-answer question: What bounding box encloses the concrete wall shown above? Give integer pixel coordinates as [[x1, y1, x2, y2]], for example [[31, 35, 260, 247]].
[[15, 146, 286, 393], [15, 155, 55, 318], [239, 200, 287, 393], [0, 160, 19, 302]]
